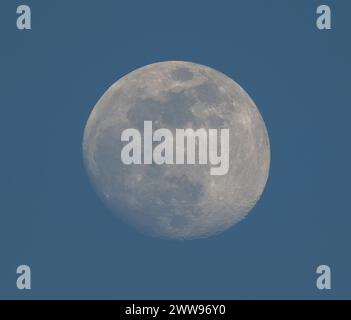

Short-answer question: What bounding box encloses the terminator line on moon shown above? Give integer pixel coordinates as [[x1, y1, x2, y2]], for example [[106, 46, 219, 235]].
[[83, 61, 270, 240]]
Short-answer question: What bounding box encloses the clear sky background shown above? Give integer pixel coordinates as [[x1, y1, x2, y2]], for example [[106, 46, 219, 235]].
[[0, 0, 350, 299]]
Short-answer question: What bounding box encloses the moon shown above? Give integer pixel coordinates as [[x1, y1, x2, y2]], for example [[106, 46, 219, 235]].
[[83, 61, 270, 240]]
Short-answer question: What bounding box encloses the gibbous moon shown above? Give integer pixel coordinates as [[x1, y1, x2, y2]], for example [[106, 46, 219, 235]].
[[83, 61, 270, 240]]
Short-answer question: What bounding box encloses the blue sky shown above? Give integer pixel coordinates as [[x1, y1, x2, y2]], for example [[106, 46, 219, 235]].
[[0, 0, 350, 299]]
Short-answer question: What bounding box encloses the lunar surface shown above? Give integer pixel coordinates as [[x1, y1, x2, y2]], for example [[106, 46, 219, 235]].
[[83, 61, 270, 239]]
